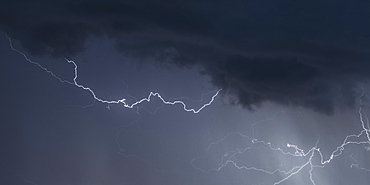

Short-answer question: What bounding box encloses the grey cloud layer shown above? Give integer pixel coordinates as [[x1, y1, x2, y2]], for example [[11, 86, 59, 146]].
[[2, 0, 370, 114]]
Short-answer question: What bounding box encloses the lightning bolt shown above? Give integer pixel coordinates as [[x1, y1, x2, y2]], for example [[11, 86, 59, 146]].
[[8, 34, 370, 184], [6, 34, 221, 113], [192, 89, 370, 184], [6, 34, 224, 179]]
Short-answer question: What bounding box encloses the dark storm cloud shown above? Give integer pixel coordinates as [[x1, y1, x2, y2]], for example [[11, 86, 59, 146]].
[[1, 0, 370, 114]]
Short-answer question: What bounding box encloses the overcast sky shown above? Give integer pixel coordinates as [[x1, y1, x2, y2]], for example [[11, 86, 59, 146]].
[[1, 1, 370, 185]]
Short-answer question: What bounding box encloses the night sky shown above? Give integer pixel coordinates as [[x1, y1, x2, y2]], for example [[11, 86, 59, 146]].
[[1, 0, 370, 185]]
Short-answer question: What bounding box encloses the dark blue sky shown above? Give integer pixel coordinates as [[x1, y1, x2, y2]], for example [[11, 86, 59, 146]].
[[1, 1, 370, 184]]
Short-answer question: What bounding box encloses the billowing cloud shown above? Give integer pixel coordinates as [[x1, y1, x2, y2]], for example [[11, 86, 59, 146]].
[[2, 0, 370, 114]]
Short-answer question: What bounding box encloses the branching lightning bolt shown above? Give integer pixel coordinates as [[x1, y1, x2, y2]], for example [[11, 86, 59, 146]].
[[8, 33, 370, 184], [6, 34, 221, 113], [192, 89, 370, 184]]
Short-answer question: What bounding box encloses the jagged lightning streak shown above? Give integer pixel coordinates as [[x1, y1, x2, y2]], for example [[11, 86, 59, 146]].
[[6, 34, 221, 113], [6, 36, 74, 85], [192, 89, 370, 185]]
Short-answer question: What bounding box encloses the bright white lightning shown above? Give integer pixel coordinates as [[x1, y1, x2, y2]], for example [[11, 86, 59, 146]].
[[6, 34, 221, 113], [192, 90, 370, 185], [8, 34, 370, 184]]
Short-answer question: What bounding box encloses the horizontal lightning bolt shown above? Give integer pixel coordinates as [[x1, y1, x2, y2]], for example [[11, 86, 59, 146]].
[[6, 34, 221, 113], [8, 33, 370, 184], [192, 89, 370, 185]]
